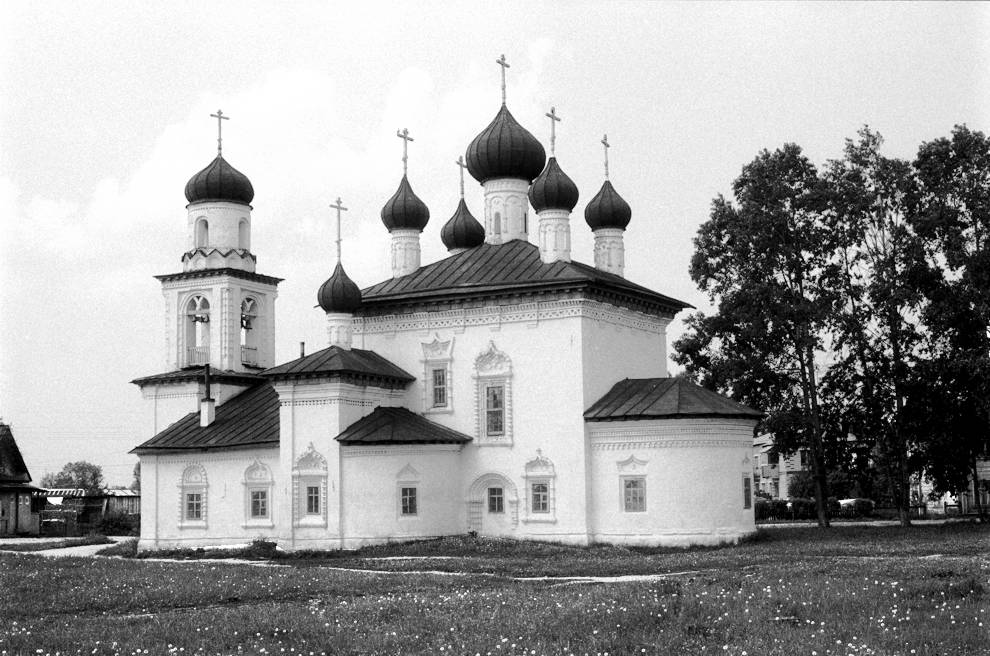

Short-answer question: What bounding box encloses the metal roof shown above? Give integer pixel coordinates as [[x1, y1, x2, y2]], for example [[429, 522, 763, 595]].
[[132, 384, 279, 453], [154, 268, 283, 286], [132, 367, 265, 388], [262, 346, 414, 384], [336, 407, 473, 445], [584, 378, 762, 421], [359, 240, 691, 313]]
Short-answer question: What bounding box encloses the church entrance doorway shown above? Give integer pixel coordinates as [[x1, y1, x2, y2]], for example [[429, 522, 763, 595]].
[[466, 473, 518, 536]]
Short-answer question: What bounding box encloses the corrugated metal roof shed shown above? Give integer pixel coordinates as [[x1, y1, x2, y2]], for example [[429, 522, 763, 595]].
[[336, 407, 472, 445], [262, 346, 414, 383], [359, 241, 691, 313], [132, 384, 279, 453], [585, 378, 762, 421]]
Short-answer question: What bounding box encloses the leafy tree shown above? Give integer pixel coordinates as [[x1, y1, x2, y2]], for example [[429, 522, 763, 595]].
[[821, 127, 923, 525], [907, 125, 990, 520], [40, 461, 105, 494], [674, 144, 837, 527]]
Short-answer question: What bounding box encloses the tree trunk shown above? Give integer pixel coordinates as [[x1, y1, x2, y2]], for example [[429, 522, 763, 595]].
[[888, 306, 912, 527], [972, 458, 987, 524], [798, 343, 830, 528]]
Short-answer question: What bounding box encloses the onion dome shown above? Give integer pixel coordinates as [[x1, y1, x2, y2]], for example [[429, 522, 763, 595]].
[[441, 199, 485, 251], [584, 180, 632, 230], [381, 175, 430, 232], [184, 155, 254, 205], [317, 262, 362, 313], [528, 157, 579, 212], [466, 105, 546, 184]]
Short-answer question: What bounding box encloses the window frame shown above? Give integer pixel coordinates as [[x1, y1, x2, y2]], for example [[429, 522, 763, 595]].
[[743, 475, 752, 510], [431, 367, 448, 409], [305, 485, 321, 515], [622, 476, 647, 513], [178, 464, 208, 529], [488, 486, 505, 514], [400, 486, 418, 517], [250, 489, 269, 519], [185, 492, 203, 521], [484, 384, 505, 437], [530, 482, 549, 514]]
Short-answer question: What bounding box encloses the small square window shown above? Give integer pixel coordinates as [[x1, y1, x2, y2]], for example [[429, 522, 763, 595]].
[[623, 478, 646, 512], [185, 492, 202, 520], [743, 476, 752, 509], [488, 487, 504, 513], [251, 490, 268, 518], [531, 483, 548, 513], [400, 487, 417, 516], [431, 368, 448, 408], [485, 385, 504, 436], [306, 485, 320, 515]]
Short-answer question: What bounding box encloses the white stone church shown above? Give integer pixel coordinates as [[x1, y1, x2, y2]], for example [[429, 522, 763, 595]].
[[132, 65, 761, 551]]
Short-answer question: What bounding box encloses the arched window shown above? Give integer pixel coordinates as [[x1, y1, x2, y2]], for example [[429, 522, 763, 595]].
[[238, 219, 249, 250], [240, 297, 259, 366], [195, 218, 209, 248], [473, 341, 513, 445], [185, 295, 210, 366], [179, 463, 208, 528], [293, 443, 328, 527], [493, 211, 501, 236], [243, 460, 274, 527]]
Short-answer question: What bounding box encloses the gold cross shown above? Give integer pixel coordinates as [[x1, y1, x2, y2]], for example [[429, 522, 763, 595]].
[[396, 128, 414, 176], [210, 109, 229, 156], [329, 197, 348, 263], [601, 134, 611, 180], [546, 107, 561, 156], [456, 156, 469, 198], [496, 54, 510, 104]]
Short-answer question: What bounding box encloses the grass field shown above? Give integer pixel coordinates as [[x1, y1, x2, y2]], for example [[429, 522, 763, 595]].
[[1, 523, 987, 655]]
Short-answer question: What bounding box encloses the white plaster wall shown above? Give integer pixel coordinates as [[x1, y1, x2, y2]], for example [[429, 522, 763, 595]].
[[339, 445, 463, 548], [186, 201, 252, 253], [137, 448, 282, 551], [356, 301, 592, 544], [588, 418, 757, 546], [580, 310, 670, 409]]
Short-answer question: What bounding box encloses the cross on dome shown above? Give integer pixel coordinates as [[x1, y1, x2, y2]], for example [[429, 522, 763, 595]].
[[329, 197, 348, 263], [601, 133, 611, 180], [396, 128, 414, 175], [456, 156, 469, 198], [546, 107, 561, 156], [496, 54, 510, 105], [210, 109, 229, 156]]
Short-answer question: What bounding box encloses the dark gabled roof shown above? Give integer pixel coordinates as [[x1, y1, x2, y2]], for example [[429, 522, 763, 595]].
[[132, 367, 265, 388], [585, 378, 763, 421], [359, 240, 691, 314], [154, 268, 283, 286], [131, 384, 279, 453], [262, 346, 414, 384], [336, 407, 472, 445], [0, 423, 31, 484]]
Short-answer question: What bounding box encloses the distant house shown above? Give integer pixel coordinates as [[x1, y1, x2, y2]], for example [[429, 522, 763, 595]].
[[752, 434, 809, 499], [0, 422, 41, 535], [42, 488, 140, 530]]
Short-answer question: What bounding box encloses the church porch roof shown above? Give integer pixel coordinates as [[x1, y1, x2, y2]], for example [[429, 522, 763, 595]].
[[131, 367, 265, 388], [131, 384, 279, 454], [261, 346, 414, 385], [585, 378, 762, 422], [359, 241, 691, 315], [336, 407, 472, 445]]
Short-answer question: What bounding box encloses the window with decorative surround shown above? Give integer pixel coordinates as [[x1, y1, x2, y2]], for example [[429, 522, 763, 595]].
[[396, 464, 420, 519], [523, 450, 556, 523], [421, 335, 453, 414], [243, 461, 274, 528], [179, 464, 208, 529], [293, 443, 328, 527], [473, 341, 513, 445], [743, 475, 752, 510], [488, 487, 504, 513], [617, 455, 648, 513]]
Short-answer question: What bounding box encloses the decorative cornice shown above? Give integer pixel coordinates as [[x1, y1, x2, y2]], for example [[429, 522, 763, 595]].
[[354, 298, 670, 337], [341, 444, 462, 458], [155, 268, 283, 286]]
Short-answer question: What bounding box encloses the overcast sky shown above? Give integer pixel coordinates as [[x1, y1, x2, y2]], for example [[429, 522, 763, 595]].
[[2, 2, 988, 486]]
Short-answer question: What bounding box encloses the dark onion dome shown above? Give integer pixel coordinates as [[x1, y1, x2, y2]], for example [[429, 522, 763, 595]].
[[584, 180, 632, 230], [528, 157, 579, 212], [317, 262, 362, 313], [184, 155, 255, 205], [466, 104, 546, 184], [381, 175, 430, 232], [441, 199, 485, 251]]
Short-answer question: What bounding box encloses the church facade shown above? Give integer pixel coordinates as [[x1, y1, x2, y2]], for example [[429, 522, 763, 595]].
[[133, 66, 760, 551]]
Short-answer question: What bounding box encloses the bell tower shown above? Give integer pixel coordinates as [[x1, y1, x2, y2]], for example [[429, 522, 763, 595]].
[[158, 110, 281, 373]]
